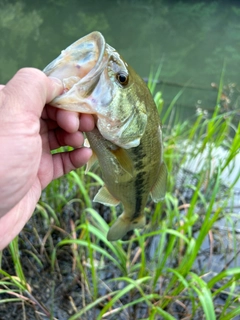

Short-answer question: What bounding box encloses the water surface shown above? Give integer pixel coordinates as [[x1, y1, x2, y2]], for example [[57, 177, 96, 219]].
[[1, 0, 240, 114]]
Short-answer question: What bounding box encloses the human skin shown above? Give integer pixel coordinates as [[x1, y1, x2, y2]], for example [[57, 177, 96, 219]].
[[0, 68, 95, 250]]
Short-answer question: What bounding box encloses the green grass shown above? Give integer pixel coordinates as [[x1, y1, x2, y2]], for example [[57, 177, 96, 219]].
[[0, 73, 240, 319]]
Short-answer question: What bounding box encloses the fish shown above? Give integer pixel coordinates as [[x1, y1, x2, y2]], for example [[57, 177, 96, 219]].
[[43, 31, 168, 241]]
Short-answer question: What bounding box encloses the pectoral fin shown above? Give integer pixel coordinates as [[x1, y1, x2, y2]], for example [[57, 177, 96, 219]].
[[110, 147, 134, 177], [150, 162, 168, 202], [107, 214, 146, 241], [93, 186, 120, 206]]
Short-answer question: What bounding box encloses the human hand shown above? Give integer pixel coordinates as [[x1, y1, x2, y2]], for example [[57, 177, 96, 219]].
[[0, 68, 95, 249]]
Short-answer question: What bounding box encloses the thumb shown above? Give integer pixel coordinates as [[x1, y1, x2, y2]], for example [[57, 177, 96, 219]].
[[0, 68, 63, 117]]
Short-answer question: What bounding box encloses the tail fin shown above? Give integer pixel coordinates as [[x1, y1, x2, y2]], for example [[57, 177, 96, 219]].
[[107, 213, 146, 241]]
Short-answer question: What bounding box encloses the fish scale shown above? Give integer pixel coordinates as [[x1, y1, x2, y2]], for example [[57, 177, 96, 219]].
[[44, 31, 168, 241]]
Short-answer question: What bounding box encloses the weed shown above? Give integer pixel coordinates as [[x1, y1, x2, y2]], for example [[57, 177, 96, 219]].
[[0, 72, 240, 319]]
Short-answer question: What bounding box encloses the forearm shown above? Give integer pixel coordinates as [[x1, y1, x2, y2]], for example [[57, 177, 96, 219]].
[[0, 131, 41, 218], [0, 186, 41, 250]]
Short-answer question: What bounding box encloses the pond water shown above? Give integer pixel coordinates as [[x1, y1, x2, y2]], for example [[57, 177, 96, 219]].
[[1, 0, 240, 117]]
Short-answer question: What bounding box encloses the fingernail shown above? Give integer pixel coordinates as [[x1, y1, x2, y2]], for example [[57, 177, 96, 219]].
[[49, 76, 63, 87], [48, 76, 64, 99]]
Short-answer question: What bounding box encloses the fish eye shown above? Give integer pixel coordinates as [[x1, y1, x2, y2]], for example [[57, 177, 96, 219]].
[[116, 72, 129, 86]]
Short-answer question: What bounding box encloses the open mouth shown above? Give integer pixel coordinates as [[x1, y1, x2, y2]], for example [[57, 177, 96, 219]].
[[43, 32, 109, 94]]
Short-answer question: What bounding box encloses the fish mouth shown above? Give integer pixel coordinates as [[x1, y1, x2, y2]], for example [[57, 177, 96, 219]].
[[44, 32, 147, 149], [43, 31, 109, 100]]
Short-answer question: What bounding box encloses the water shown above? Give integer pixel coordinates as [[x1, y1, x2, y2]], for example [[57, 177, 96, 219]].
[[1, 0, 240, 115]]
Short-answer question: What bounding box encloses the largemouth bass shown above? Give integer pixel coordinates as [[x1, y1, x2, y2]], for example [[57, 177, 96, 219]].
[[44, 31, 168, 241]]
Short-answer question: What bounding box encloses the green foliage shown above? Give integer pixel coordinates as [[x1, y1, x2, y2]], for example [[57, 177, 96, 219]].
[[1, 69, 240, 318]]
